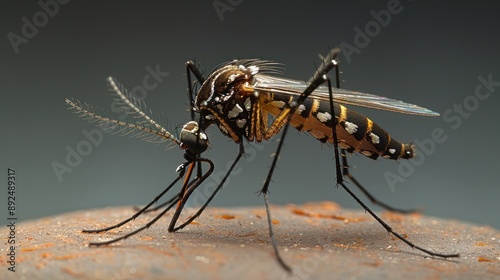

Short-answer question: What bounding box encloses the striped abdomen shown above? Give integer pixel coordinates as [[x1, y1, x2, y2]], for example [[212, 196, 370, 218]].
[[262, 92, 414, 160]]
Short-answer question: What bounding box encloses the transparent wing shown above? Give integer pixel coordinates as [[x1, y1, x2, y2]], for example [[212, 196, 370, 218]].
[[253, 75, 440, 116], [65, 77, 181, 146]]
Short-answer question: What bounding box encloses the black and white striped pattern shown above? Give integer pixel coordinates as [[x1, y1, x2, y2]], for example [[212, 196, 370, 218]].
[[195, 61, 415, 160], [262, 92, 413, 160]]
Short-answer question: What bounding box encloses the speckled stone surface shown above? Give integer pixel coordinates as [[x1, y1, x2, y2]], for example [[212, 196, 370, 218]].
[[1, 202, 499, 279]]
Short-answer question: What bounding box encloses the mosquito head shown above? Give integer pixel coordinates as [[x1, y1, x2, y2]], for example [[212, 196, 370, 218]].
[[402, 143, 415, 160], [179, 121, 209, 157]]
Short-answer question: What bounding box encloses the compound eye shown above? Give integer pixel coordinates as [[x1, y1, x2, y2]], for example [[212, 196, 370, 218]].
[[180, 121, 209, 155]]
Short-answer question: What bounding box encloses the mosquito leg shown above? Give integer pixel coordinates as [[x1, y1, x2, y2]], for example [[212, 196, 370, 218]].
[[325, 65, 458, 259], [339, 180, 458, 258], [263, 192, 292, 272], [329, 60, 417, 213], [168, 161, 197, 232], [340, 151, 419, 213], [186, 61, 206, 178], [186, 60, 205, 85], [134, 174, 200, 214], [133, 193, 181, 213], [261, 48, 341, 194], [170, 143, 244, 232], [259, 112, 294, 273], [134, 172, 202, 213], [186, 60, 205, 120], [326, 63, 343, 187], [82, 170, 184, 234], [168, 158, 215, 232], [86, 159, 212, 246], [258, 49, 342, 273], [88, 194, 182, 246], [263, 49, 341, 140]]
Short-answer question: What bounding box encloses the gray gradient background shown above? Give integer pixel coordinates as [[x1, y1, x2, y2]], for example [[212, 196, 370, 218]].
[[1, 1, 499, 229]]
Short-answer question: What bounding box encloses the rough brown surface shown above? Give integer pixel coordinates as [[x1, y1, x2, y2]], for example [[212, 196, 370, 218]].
[[1, 202, 499, 280]]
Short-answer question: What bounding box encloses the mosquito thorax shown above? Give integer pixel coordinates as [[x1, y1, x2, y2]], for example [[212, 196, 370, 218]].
[[194, 62, 258, 142], [179, 121, 209, 156], [195, 63, 257, 108]]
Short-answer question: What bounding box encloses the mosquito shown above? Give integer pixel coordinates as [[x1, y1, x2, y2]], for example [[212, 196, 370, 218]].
[[66, 48, 459, 272]]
